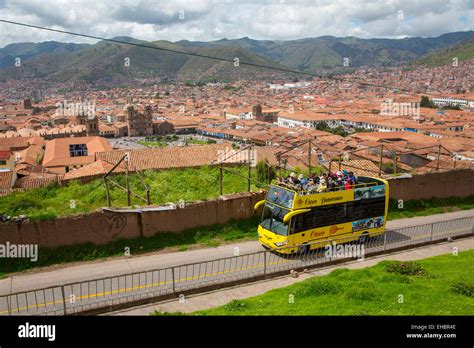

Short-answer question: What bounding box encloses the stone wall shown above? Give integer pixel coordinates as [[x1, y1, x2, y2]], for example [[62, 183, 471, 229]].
[[0, 192, 266, 248], [388, 169, 474, 201]]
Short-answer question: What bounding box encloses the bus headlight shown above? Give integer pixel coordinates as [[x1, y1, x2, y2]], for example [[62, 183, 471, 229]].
[[275, 240, 289, 247]]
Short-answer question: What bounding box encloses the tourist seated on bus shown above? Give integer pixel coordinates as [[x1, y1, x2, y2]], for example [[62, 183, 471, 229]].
[[298, 174, 309, 189], [277, 176, 288, 187], [345, 180, 352, 190], [276, 170, 359, 194], [288, 172, 300, 185], [317, 178, 327, 192], [348, 172, 357, 184], [306, 178, 317, 193]]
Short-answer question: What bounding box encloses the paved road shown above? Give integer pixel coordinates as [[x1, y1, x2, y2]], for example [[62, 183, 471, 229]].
[[0, 209, 473, 315], [113, 237, 474, 315]]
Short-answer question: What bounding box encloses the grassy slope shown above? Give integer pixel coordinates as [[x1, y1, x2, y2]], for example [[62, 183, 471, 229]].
[[0, 165, 261, 221], [190, 250, 474, 316]]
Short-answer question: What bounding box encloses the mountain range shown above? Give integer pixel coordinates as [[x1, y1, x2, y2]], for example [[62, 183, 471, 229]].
[[0, 31, 473, 82]]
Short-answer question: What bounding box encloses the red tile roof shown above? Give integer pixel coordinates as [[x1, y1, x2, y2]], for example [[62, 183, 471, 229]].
[[43, 136, 112, 168], [0, 150, 12, 160], [0, 170, 14, 190]]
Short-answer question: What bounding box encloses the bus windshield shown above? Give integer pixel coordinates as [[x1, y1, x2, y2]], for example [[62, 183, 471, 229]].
[[260, 203, 290, 236], [266, 185, 294, 209]]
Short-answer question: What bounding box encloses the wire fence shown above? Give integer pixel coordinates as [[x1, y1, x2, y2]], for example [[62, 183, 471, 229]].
[[0, 216, 472, 316]]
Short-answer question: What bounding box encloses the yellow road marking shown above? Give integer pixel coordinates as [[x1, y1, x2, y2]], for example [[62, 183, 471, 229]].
[[0, 258, 292, 314]]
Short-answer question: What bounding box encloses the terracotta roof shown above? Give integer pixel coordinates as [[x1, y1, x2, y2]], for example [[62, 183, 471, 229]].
[[0, 150, 12, 160], [63, 159, 118, 180], [16, 145, 43, 165], [14, 176, 61, 190], [43, 136, 112, 168], [96, 144, 233, 172], [0, 170, 14, 190]]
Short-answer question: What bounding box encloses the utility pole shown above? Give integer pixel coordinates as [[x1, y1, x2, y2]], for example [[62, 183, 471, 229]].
[[125, 153, 131, 206], [277, 155, 281, 178], [105, 178, 111, 207], [219, 164, 223, 195], [308, 140, 312, 175], [436, 145, 441, 172], [379, 144, 384, 177], [247, 146, 252, 192]]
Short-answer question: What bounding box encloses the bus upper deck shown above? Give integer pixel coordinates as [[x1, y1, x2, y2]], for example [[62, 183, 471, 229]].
[[257, 173, 388, 211]]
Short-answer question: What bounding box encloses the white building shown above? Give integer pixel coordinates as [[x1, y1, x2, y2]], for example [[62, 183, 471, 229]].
[[224, 109, 253, 120], [277, 111, 340, 129], [432, 97, 474, 109]]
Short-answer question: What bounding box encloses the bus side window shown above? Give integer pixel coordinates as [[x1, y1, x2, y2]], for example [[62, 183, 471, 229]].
[[289, 217, 297, 235]]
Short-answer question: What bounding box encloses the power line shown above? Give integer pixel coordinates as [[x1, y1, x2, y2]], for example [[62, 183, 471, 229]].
[[0, 19, 428, 94]]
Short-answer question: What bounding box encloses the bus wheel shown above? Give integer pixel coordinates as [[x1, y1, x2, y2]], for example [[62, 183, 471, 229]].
[[359, 232, 369, 244], [297, 244, 310, 255]]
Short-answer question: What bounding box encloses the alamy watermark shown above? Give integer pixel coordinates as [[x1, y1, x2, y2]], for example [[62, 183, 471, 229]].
[[325, 242, 365, 261], [380, 100, 420, 117], [0, 242, 38, 262], [55, 100, 96, 119], [217, 148, 257, 165]]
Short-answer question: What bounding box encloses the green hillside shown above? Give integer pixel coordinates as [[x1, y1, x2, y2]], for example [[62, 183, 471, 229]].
[[177, 45, 293, 80], [2, 30, 474, 81], [416, 38, 474, 67]]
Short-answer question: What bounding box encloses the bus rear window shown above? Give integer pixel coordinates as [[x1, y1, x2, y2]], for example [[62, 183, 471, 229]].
[[266, 186, 294, 208]]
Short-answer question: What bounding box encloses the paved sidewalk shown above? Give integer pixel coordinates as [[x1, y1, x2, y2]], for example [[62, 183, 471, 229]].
[[110, 236, 474, 315]]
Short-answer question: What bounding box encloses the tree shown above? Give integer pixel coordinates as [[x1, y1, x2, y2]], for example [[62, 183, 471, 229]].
[[256, 159, 276, 184], [316, 122, 329, 131], [420, 96, 435, 108]]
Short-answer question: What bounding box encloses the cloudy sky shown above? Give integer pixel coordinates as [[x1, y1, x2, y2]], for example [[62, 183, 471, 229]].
[[0, 0, 473, 47]]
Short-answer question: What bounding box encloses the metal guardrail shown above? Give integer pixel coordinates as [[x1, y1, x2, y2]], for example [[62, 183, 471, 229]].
[[0, 216, 473, 316]]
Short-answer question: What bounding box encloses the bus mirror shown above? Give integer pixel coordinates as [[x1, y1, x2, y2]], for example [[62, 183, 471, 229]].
[[282, 209, 311, 223], [254, 200, 265, 212]]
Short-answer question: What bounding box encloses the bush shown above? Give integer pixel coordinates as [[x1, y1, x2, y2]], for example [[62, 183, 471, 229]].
[[296, 279, 340, 297], [224, 300, 248, 311], [345, 286, 382, 302], [451, 279, 474, 297], [384, 261, 427, 276]]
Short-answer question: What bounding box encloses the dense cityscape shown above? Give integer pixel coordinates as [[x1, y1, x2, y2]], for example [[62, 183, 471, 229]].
[[0, 59, 473, 191]]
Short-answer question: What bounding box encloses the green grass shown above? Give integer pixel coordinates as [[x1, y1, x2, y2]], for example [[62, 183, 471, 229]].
[[186, 139, 216, 145], [0, 216, 259, 274], [0, 165, 262, 221], [184, 250, 474, 316], [388, 196, 474, 219], [137, 140, 167, 147]]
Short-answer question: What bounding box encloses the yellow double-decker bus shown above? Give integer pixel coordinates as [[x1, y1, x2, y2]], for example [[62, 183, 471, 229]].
[[254, 176, 389, 254]]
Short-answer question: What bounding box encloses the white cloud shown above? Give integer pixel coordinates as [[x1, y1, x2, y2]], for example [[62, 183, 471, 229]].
[[0, 0, 472, 47]]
